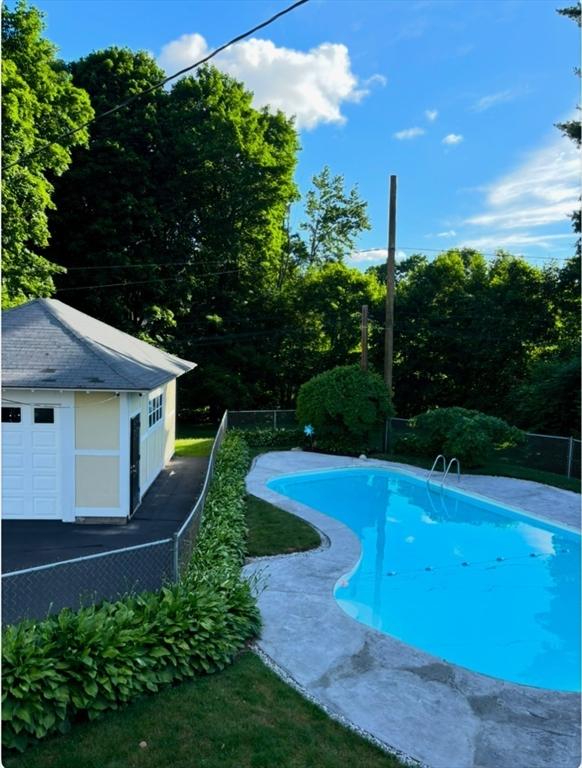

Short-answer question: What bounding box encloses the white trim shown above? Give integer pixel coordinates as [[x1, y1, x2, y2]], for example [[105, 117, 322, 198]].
[[73, 506, 127, 518], [140, 465, 159, 497], [60, 392, 76, 522], [119, 393, 130, 516], [74, 449, 120, 457]]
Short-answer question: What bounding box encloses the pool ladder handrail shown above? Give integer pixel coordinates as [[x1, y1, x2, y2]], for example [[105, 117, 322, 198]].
[[441, 457, 461, 488], [426, 454, 446, 485]]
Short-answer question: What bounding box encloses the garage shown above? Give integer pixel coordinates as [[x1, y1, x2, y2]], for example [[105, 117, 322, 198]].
[[2, 298, 195, 523], [2, 403, 62, 520]]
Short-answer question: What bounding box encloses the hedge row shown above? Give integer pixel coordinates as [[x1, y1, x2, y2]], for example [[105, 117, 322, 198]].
[[2, 433, 259, 752], [229, 426, 303, 449]]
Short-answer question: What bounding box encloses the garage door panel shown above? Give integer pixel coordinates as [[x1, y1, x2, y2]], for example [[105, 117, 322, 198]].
[[32, 475, 57, 491], [32, 431, 57, 449], [3, 475, 24, 491], [3, 453, 23, 469], [3, 497, 26, 518], [2, 431, 24, 449], [32, 454, 57, 470], [33, 497, 59, 518]]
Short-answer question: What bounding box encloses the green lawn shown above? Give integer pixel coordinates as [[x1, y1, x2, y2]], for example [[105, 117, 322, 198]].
[[174, 436, 214, 457], [174, 423, 217, 458], [246, 494, 321, 557], [6, 653, 402, 768]]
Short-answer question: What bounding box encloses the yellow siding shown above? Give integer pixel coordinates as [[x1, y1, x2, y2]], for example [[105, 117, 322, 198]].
[[75, 392, 120, 450], [75, 456, 119, 507]]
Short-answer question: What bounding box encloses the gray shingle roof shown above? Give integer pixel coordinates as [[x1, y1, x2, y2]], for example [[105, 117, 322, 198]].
[[2, 299, 196, 391]]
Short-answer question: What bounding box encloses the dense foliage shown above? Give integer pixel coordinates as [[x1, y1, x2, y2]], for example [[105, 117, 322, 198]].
[[229, 427, 303, 449], [2, 433, 258, 752], [296, 365, 393, 453], [2, 3, 580, 437], [2, 0, 93, 307], [397, 407, 524, 467]]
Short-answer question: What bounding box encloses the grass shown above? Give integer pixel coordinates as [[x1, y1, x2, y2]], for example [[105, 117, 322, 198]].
[[246, 494, 321, 557], [174, 423, 217, 458], [373, 451, 581, 493], [5, 653, 403, 768]]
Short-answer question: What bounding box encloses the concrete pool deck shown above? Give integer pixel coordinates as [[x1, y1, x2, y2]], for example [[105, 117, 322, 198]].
[[243, 451, 581, 768]]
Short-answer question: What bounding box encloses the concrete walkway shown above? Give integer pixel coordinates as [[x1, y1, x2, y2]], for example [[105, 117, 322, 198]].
[[243, 451, 581, 768]]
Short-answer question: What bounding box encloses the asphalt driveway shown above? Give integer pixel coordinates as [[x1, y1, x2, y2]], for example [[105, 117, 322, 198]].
[[2, 455, 208, 573]]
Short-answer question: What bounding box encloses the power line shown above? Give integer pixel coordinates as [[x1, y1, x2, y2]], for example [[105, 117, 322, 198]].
[[55, 268, 240, 293], [355, 246, 571, 263], [64, 259, 229, 271], [6, 0, 310, 169]]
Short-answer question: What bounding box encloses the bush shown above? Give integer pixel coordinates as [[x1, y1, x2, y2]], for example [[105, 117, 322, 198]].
[[229, 426, 303, 449], [397, 407, 524, 467], [2, 433, 259, 753], [296, 365, 393, 454]]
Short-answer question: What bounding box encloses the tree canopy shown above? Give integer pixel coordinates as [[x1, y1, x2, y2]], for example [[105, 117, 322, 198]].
[[2, 3, 580, 438], [2, 0, 94, 307]]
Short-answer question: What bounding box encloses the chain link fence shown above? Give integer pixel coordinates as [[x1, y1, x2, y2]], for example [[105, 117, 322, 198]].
[[174, 411, 228, 577], [229, 411, 580, 479], [227, 409, 296, 430], [2, 539, 174, 626], [2, 412, 228, 626]]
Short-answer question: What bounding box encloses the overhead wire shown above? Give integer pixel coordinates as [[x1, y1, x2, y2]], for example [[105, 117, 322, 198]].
[[54, 268, 241, 293], [5, 0, 310, 169], [354, 246, 572, 263]]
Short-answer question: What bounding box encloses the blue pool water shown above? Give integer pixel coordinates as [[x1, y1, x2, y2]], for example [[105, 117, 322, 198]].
[[268, 469, 581, 692]]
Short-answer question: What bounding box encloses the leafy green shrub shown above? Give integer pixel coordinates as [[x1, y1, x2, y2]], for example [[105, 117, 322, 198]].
[[397, 407, 524, 467], [296, 365, 393, 454], [2, 433, 259, 752], [229, 426, 303, 449]]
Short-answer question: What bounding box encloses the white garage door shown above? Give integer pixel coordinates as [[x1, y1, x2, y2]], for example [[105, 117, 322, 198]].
[[2, 404, 61, 520]]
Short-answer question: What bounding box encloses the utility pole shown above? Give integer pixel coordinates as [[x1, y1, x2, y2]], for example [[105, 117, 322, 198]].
[[360, 304, 368, 370], [384, 174, 397, 392]]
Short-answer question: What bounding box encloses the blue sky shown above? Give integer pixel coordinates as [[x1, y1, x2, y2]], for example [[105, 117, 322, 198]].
[[33, 0, 580, 268]]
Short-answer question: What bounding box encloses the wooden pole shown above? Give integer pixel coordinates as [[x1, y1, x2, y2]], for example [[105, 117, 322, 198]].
[[360, 304, 368, 370], [384, 174, 397, 392]]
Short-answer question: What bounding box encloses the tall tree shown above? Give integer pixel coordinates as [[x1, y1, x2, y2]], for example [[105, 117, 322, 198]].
[[300, 166, 370, 265], [1, 0, 93, 307], [46, 48, 177, 340]]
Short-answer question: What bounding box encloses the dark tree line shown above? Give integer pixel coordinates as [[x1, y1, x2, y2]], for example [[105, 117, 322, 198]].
[[2, 1, 580, 436]]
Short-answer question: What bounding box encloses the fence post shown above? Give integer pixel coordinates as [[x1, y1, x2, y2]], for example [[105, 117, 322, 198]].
[[567, 436, 574, 478], [274, 410, 277, 430], [384, 418, 390, 453], [172, 532, 179, 582]]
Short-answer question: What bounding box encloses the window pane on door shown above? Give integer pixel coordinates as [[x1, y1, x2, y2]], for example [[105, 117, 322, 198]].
[[1, 407, 21, 423], [34, 408, 54, 424]]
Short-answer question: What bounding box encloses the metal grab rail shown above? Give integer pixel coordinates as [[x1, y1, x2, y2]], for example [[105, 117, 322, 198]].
[[426, 454, 446, 485], [442, 457, 461, 488]]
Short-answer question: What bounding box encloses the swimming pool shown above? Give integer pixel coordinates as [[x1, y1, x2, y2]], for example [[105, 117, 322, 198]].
[[268, 468, 581, 692]]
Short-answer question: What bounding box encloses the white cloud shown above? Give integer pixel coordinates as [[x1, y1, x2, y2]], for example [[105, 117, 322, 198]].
[[364, 73, 387, 88], [394, 126, 425, 140], [347, 248, 407, 270], [471, 89, 517, 112], [464, 134, 579, 231], [425, 109, 438, 122], [437, 230, 456, 237], [158, 34, 381, 130], [459, 232, 575, 251], [442, 133, 464, 145]]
